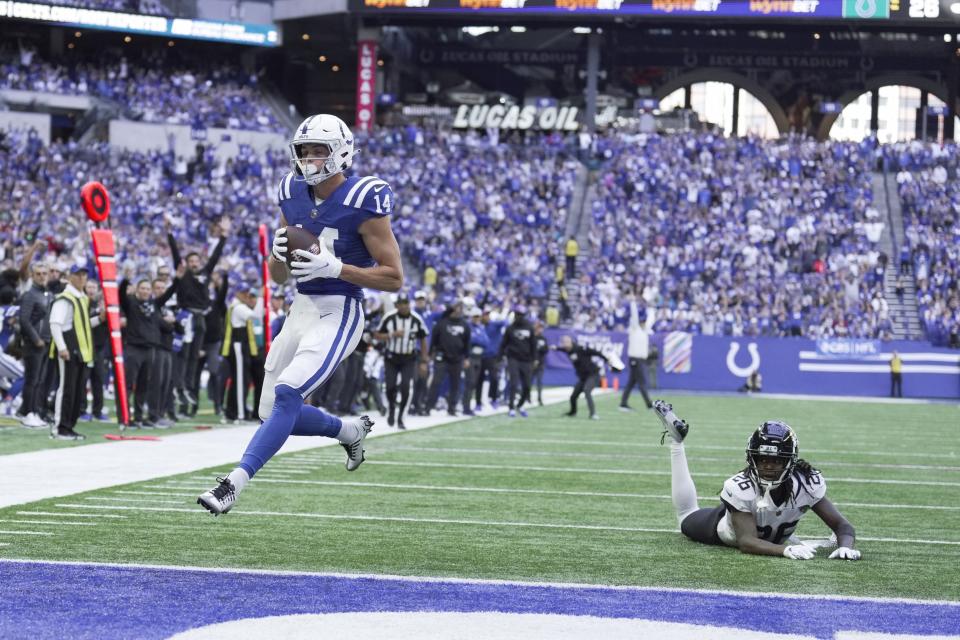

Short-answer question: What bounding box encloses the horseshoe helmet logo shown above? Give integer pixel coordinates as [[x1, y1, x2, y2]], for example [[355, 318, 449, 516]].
[[726, 342, 760, 377]]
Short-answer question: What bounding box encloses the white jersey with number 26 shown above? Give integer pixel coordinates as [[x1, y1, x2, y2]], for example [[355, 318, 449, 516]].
[[716, 469, 827, 547]]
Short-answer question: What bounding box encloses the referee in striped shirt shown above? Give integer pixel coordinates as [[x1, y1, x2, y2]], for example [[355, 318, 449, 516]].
[[374, 293, 429, 429]]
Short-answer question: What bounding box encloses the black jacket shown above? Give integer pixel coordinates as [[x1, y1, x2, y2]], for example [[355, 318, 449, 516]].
[[157, 306, 177, 352], [120, 278, 179, 348], [18, 283, 52, 344], [534, 335, 548, 367], [90, 298, 108, 349], [203, 274, 230, 346], [168, 233, 224, 311], [565, 345, 607, 379], [498, 318, 536, 362], [429, 315, 471, 362]]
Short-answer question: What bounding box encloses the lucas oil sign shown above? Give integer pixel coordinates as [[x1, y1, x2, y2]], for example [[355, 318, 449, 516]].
[[452, 104, 580, 130]]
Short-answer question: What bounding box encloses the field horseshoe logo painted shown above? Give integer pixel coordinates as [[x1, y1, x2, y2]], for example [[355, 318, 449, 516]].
[[726, 342, 760, 377]]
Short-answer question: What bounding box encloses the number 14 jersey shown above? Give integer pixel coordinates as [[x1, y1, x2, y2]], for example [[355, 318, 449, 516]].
[[716, 469, 827, 546], [277, 173, 395, 300]]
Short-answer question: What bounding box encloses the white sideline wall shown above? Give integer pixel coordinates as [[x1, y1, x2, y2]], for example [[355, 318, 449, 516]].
[[0, 111, 51, 144], [109, 120, 286, 160]]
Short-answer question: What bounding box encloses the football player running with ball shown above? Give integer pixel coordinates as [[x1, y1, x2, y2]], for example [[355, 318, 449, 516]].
[[199, 114, 403, 515], [654, 400, 861, 561]]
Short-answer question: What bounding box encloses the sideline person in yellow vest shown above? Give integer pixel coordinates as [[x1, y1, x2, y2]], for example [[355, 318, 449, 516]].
[[423, 265, 437, 288], [221, 286, 263, 423], [49, 265, 104, 440], [889, 351, 903, 398]]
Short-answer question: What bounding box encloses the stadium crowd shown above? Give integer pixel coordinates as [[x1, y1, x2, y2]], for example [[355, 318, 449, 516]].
[[578, 132, 896, 339], [891, 142, 960, 348], [1, 124, 958, 436], [353, 127, 580, 320], [0, 45, 283, 133]]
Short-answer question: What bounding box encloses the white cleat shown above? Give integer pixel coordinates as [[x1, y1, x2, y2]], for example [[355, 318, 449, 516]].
[[653, 400, 689, 444], [341, 415, 373, 471], [20, 412, 47, 429], [197, 477, 237, 516]]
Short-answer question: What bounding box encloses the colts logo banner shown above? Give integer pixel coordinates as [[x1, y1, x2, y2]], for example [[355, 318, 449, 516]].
[[726, 342, 760, 377]]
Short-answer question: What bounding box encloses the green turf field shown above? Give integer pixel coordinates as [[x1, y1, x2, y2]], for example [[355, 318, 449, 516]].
[[2, 392, 958, 601], [0, 409, 237, 455]]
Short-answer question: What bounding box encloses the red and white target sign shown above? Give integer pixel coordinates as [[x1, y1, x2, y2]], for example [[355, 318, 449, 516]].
[[355, 41, 378, 133]]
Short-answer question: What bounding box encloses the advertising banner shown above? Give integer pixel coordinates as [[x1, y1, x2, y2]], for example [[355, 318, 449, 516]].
[[0, 1, 280, 46], [452, 104, 580, 130], [356, 41, 378, 133], [539, 331, 960, 399]]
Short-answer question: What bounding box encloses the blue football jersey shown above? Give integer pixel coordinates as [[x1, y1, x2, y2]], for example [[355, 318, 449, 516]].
[[0, 305, 18, 349], [277, 173, 394, 300]]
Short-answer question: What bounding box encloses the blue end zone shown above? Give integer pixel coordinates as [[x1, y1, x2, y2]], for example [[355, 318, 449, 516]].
[[1, 561, 957, 639]]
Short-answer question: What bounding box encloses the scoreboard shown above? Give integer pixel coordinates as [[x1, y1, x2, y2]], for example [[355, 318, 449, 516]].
[[349, 0, 957, 23]]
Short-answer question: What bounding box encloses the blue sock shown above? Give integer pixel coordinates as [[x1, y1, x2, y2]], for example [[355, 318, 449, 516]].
[[291, 404, 342, 438], [238, 384, 302, 478]]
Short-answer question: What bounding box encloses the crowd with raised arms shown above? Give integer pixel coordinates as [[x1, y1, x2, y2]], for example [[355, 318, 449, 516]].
[[892, 143, 960, 348], [576, 132, 896, 339], [352, 127, 580, 319], [0, 46, 282, 133], [1, 125, 957, 437]]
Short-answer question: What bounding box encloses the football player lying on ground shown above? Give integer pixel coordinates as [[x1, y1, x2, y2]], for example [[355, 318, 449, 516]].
[[654, 400, 861, 560]]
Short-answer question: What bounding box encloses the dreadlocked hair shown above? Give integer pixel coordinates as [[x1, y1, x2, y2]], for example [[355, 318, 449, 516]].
[[795, 458, 818, 479], [794, 458, 820, 499]]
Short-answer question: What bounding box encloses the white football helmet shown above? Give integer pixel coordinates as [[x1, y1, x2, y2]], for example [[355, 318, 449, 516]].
[[289, 114, 355, 185]]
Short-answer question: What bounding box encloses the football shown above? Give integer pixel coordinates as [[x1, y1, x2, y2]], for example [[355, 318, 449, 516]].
[[283, 226, 321, 264]]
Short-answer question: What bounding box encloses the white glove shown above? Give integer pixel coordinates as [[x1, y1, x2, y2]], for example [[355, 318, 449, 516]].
[[828, 547, 861, 561], [290, 246, 343, 282], [783, 544, 815, 560], [271, 227, 288, 263]]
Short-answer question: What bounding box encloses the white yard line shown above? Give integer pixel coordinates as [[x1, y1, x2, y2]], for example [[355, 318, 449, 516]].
[[745, 392, 956, 405], [155, 478, 960, 512], [15, 511, 127, 519], [0, 519, 95, 526], [302, 459, 960, 487], [425, 435, 960, 461], [0, 388, 579, 508], [83, 496, 188, 504], [51, 503, 960, 548], [0, 530, 54, 536], [362, 446, 960, 472], [112, 490, 200, 498], [4, 557, 960, 606]]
